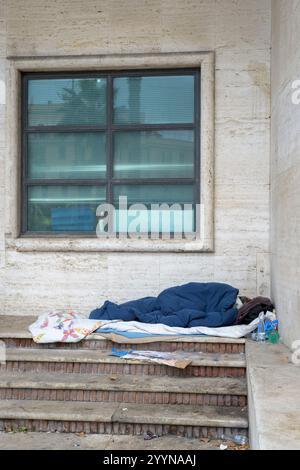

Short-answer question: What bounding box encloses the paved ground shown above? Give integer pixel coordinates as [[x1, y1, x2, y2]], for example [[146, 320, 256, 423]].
[[0, 432, 248, 450]]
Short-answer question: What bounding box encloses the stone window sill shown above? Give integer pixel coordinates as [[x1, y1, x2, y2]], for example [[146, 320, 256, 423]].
[[6, 237, 214, 253]]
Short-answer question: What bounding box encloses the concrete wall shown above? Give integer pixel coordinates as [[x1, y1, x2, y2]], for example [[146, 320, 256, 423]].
[[271, 0, 300, 347], [0, 0, 271, 316]]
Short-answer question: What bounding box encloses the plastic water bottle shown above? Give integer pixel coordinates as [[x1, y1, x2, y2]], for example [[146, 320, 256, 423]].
[[256, 312, 266, 342], [220, 434, 248, 445], [265, 318, 280, 344]]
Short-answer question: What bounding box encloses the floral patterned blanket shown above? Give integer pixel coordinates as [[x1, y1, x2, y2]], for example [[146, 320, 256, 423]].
[[29, 311, 108, 343]]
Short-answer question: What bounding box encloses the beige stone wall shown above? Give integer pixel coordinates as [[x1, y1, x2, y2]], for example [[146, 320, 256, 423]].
[[0, 0, 271, 316], [0, 0, 6, 279], [271, 0, 300, 347]]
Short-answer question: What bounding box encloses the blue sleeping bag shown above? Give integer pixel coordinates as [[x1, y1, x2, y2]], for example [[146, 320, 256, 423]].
[[89, 282, 239, 328]]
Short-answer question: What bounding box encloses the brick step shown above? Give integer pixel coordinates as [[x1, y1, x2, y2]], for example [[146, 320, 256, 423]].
[[3, 337, 246, 354], [0, 316, 246, 354], [1, 348, 246, 378], [0, 400, 248, 439], [0, 373, 247, 407]]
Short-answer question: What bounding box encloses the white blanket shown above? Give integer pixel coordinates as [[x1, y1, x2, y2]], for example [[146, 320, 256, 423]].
[[29, 310, 260, 343], [96, 317, 260, 339]]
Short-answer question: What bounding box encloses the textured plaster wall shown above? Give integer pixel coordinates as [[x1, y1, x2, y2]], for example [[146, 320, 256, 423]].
[[271, 0, 300, 348], [0, 0, 271, 316]]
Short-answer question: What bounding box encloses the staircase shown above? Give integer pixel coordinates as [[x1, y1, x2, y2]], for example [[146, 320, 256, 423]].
[[0, 316, 248, 441]]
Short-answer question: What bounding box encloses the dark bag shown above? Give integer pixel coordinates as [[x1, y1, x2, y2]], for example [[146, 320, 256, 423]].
[[236, 296, 274, 325]]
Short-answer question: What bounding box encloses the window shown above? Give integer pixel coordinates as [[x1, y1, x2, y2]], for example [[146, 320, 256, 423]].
[[21, 69, 200, 235]]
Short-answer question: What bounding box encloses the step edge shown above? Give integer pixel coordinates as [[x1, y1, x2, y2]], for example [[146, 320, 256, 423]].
[[0, 400, 248, 426], [0, 380, 248, 395], [5, 349, 246, 368], [0, 408, 248, 428], [0, 415, 249, 429]]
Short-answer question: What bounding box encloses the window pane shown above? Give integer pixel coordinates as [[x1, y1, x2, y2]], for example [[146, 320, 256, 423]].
[[113, 130, 194, 179], [28, 133, 106, 179], [28, 78, 107, 126], [112, 184, 195, 233], [28, 185, 105, 232], [114, 184, 194, 205], [113, 75, 195, 124]]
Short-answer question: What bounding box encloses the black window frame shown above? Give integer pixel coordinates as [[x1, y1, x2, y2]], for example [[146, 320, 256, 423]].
[[21, 68, 201, 236]]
